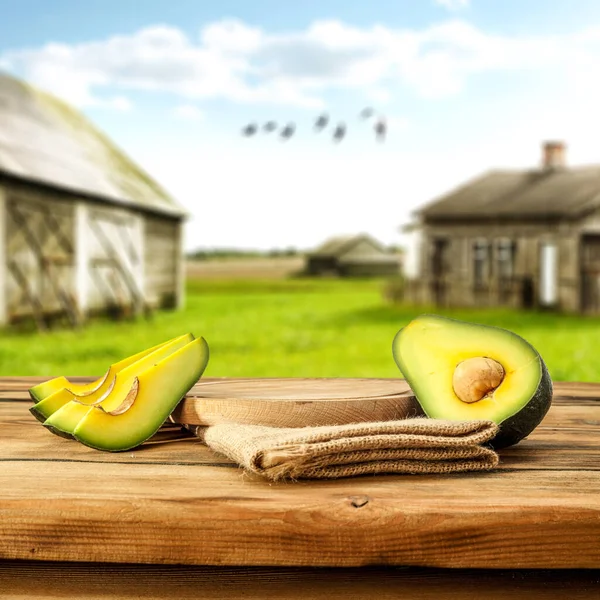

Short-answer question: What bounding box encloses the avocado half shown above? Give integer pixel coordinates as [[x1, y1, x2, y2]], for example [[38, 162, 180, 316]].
[[392, 314, 553, 449]]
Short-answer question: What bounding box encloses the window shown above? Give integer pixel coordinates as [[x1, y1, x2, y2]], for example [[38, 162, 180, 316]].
[[473, 239, 490, 288], [497, 239, 517, 279]]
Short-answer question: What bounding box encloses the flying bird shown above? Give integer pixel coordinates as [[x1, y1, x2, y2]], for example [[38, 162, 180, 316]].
[[359, 107, 375, 120], [241, 123, 258, 137], [314, 113, 329, 131], [280, 123, 295, 140], [374, 118, 387, 142], [263, 121, 277, 133], [332, 123, 346, 143]]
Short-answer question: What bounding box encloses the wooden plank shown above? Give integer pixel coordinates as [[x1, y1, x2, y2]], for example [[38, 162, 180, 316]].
[[1, 561, 599, 600], [1, 415, 231, 466], [1, 461, 600, 568], [3, 377, 599, 469], [3, 396, 600, 470], [3, 378, 600, 468]]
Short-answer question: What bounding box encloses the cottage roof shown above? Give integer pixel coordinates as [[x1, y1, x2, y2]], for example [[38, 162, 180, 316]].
[[310, 233, 388, 258], [418, 166, 600, 221], [0, 72, 186, 217]]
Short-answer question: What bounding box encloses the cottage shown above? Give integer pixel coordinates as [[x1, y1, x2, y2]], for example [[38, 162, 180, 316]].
[[306, 233, 401, 277], [403, 141, 600, 313], [0, 73, 186, 328]]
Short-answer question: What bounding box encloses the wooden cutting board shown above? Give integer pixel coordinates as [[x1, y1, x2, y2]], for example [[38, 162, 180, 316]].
[[171, 378, 421, 427]]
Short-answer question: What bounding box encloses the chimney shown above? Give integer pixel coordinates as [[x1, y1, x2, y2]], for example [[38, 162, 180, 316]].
[[542, 141, 566, 169]]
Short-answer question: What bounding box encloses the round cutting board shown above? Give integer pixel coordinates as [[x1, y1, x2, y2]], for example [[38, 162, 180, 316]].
[[171, 378, 421, 428]]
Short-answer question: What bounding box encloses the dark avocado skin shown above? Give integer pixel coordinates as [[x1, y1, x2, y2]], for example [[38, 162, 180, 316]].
[[29, 405, 48, 424], [487, 357, 553, 449], [43, 424, 75, 440]]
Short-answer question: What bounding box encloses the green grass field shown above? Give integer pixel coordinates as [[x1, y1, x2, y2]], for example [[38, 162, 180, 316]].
[[1, 276, 599, 381]]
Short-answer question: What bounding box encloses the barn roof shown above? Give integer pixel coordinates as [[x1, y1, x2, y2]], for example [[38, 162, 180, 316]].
[[418, 166, 600, 221], [0, 72, 185, 218], [310, 233, 387, 258]]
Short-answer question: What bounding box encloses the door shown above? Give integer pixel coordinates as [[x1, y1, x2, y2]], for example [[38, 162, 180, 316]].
[[580, 235, 600, 313], [430, 238, 449, 305], [497, 239, 517, 304], [86, 208, 145, 316], [5, 195, 78, 327], [539, 243, 558, 307]]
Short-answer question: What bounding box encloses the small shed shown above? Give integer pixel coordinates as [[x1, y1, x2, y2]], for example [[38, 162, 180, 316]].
[[306, 234, 401, 277], [403, 141, 600, 314], [0, 72, 187, 328]]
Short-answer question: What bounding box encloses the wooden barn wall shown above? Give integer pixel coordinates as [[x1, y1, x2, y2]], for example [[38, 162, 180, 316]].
[[3, 185, 76, 321], [408, 220, 582, 312], [143, 215, 181, 309]]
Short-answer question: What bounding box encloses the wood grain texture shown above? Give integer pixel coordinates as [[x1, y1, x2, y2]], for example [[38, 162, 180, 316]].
[[172, 378, 419, 427], [1, 561, 599, 600], [1, 377, 600, 569], [2, 461, 600, 568]]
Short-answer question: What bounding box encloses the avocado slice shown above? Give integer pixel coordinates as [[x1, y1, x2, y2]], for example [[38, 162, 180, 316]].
[[392, 314, 553, 449], [40, 333, 194, 436], [30, 375, 108, 404], [29, 337, 175, 403], [73, 337, 209, 452]]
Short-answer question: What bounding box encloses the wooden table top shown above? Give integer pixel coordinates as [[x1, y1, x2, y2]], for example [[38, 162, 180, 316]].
[[2, 377, 600, 573]]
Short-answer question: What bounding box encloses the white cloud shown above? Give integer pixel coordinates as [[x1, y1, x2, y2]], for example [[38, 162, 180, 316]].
[[105, 96, 132, 111], [172, 104, 204, 121], [366, 87, 392, 105], [434, 0, 470, 11], [6, 17, 600, 109], [386, 116, 410, 131]]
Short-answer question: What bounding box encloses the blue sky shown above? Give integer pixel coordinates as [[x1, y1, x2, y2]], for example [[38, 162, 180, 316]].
[[3, 0, 600, 250]]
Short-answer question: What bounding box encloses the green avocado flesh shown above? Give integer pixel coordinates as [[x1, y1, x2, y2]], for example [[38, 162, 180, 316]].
[[392, 314, 553, 449], [29, 376, 73, 404], [31, 389, 85, 424], [41, 333, 194, 438], [72, 337, 209, 452]]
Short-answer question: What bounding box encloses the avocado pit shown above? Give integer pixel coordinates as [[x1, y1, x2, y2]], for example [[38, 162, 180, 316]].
[[453, 357, 505, 404]]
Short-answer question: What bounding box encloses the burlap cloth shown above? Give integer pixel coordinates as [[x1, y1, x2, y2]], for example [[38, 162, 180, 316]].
[[190, 418, 500, 481]]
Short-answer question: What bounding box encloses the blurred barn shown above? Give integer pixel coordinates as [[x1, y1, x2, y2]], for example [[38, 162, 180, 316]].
[[0, 73, 186, 328], [403, 141, 600, 313], [306, 234, 401, 277]]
